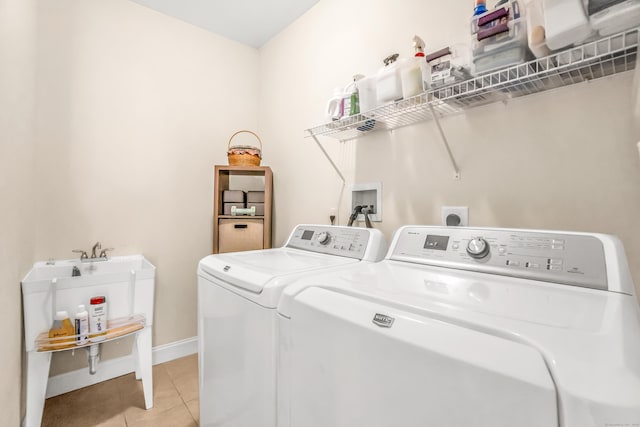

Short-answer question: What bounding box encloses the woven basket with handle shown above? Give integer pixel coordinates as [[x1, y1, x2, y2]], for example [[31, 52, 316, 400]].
[[227, 130, 262, 167]]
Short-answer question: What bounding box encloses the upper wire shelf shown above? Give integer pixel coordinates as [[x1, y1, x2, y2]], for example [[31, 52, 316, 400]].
[[306, 29, 639, 142]]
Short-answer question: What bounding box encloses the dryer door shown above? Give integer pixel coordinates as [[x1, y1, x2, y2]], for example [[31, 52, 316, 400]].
[[283, 287, 558, 427]]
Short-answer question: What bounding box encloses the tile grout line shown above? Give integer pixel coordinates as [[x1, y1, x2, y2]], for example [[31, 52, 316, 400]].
[[166, 360, 199, 425], [124, 364, 183, 427], [162, 361, 199, 425]]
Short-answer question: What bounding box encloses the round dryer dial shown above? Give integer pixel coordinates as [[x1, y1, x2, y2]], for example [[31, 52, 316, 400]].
[[316, 232, 331, 245], [466, 237, 490, 259]]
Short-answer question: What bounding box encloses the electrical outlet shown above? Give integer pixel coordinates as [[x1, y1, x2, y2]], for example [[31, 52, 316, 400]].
[[441, 206, 468, 226], [329, 208, 337, 225]]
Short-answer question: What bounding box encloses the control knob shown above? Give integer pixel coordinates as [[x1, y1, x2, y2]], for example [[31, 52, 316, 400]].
[[466, 237, 490, 259], [316, 231, 331, 245]]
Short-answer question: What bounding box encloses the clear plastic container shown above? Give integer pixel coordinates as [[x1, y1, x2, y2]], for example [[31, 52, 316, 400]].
[[474, 47, 529, 75], [470, 0, 531, 74], [524, 0, 551, 58], [471, 0, 527, 55], [589, 0, 640, 37], [542, 0, 593, 50], [426, 45, 472, 88]]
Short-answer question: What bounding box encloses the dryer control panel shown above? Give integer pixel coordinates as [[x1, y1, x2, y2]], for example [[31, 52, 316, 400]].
[[390, 226, 608, 291], [286, 225, 373, 260]]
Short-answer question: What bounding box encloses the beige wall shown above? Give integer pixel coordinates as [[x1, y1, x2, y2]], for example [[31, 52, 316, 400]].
[[8, 0, 640, 410], [35, 0, 260, 374], [0, 0, 37, 423], [259, 0, 640, 296]]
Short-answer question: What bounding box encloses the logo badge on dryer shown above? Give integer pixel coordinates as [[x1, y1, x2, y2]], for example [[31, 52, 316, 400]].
[[372, 313, 395, 328]]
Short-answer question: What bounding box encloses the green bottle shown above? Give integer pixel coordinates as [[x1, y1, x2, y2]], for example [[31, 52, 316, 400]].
[[350, 87, 360, 116]]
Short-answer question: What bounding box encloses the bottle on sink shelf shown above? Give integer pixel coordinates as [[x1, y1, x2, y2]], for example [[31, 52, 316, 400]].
[[49, 311, 75, 344], [75, 304, 89, 345], [89, 296, 108, 341]]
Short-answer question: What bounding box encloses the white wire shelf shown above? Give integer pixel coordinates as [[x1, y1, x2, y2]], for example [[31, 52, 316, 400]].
[[306, 29, 639, 142]]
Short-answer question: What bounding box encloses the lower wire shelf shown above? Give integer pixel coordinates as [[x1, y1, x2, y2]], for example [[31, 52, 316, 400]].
[[35, 314, 146, 352]]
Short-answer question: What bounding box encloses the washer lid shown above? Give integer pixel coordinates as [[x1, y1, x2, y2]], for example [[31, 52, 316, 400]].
[[285, 285, 557, 427], [279, 260, 640, 425], [198, 248, 358, 294]]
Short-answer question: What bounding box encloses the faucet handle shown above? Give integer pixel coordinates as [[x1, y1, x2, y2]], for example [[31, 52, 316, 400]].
[[99, 248, 114, 258], [72, 249, 88, 260]]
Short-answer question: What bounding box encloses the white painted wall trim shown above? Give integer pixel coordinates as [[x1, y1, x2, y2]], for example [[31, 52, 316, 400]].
[[45, 336, 198, 398]]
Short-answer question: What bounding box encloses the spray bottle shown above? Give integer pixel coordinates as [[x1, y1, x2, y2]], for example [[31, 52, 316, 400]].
[[412, 35, 431, 91], [342, 75, 364, 117], [351, 75, 364, 116]]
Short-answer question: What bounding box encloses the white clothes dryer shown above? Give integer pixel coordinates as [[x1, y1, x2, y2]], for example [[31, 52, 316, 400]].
[[277, 226, 640, 427], [197, 224, 387, 427]]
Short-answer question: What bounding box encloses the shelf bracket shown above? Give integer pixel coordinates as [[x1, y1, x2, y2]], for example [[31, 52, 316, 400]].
[[308, 131, 346, 185], [429, 104, 461, 180]]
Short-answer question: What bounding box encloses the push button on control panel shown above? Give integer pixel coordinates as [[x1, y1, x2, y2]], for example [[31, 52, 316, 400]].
[[546, 257, 563, 271]]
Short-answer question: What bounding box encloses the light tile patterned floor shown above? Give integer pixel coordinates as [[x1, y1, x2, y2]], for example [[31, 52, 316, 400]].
[[42, 354, 199, 427]]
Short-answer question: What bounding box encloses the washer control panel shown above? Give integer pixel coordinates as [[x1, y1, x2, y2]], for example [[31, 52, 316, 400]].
[[391, 227, 608, 291], [287, 225, 372, 259]]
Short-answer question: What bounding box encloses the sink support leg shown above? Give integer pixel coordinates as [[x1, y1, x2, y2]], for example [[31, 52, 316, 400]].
[[23, 351, 51, 427], [133, 336, 141, 380], [136, 326, 153, 409]]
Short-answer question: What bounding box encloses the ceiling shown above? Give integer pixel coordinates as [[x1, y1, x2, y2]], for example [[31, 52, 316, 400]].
[[130, 0, 320, 48]]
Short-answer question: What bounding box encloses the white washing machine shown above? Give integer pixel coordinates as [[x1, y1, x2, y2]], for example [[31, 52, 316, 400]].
[[277, 226, 640, 427], [197, 224, 387, 427]]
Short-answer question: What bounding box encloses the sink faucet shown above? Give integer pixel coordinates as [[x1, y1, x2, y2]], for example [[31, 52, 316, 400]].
[[91, 242, 101, 259]]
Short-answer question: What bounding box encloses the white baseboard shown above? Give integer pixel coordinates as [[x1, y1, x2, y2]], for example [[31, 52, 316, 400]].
[[45, 336, 198, 398]]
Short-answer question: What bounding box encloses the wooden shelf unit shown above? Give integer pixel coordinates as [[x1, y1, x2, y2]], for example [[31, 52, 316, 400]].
[[213, 165, 273, 254]]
